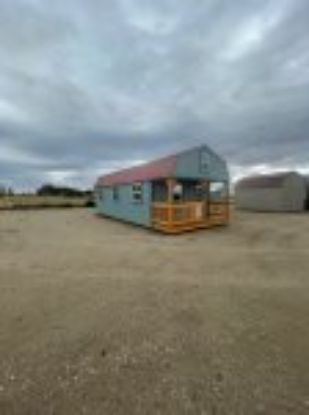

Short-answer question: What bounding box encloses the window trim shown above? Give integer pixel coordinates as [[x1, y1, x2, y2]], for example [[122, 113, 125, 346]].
[[132, 182, 143, 204], [96, 187, 104, 202], [112, 186, 120, 201], [209, 181, 227, 201], [200, 150, 210, 172]]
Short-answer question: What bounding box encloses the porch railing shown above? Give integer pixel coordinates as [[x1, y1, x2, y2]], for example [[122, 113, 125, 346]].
[[152, 201, 229, 233]]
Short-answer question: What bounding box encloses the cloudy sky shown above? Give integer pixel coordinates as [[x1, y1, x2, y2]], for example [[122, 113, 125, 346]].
[[0, 0, 308, 190]]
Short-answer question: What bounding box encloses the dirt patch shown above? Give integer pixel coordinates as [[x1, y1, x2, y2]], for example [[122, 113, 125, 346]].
[[0, 209, 309, 414]]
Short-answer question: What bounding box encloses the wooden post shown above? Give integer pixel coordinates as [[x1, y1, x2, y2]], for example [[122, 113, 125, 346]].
[[167, 179, 175, 203], [166, 178, 175, 229]]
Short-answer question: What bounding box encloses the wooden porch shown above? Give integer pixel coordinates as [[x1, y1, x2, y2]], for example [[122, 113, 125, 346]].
[[151, 179, 230, 234], [152, 201, 229, 233]]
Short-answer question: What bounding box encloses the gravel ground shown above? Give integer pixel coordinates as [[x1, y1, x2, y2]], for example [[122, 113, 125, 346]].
[[0, 209, 309, 414]]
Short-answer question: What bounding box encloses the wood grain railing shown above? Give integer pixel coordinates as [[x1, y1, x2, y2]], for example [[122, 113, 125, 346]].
[[152, 201, 229, 233]]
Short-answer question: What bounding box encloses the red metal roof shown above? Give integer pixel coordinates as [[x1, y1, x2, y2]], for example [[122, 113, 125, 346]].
[[236, 172, 295, 189], [96, 154, 177, 187]]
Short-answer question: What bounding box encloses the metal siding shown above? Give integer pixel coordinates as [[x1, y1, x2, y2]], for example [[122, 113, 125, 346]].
[[97, 156, 177, 186], [237, 173, 289, 189], [235, 188, 285, 211], [175, 146, 229, 182], [95, 182, 152, 226], [282, 174, 306, 211], [235, 173, 306, 212]]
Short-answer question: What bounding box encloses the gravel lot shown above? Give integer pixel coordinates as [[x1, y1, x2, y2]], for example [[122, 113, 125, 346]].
[[0, 209, 309, 414]]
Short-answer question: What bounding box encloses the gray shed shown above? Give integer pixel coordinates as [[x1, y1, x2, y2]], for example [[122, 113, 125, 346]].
[[235, 172, 307, 212], [305, 176, 309, 210]]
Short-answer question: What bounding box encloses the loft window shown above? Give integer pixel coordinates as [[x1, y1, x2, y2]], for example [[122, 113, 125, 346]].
[[200, 150, 210, 172], [132, 182, 143, 203], [113, 186, 120, 201]]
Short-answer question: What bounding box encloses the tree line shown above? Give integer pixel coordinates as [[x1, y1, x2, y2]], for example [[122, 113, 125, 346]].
[[0, 186, 14, 196], [36, 184, 92, 198], [0, 184, 93, 199]]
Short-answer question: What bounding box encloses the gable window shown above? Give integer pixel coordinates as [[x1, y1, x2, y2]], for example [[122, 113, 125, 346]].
[[132, 182, 143, 203], [113, 186, 120, 201], [200, 150, 210, 172]]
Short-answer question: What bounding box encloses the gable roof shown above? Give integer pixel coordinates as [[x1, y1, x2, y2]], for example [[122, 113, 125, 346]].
[[236, 172, 297, 190]]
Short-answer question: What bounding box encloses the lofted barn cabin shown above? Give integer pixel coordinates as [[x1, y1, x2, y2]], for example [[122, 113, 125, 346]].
[[94, 145, 230, 233]]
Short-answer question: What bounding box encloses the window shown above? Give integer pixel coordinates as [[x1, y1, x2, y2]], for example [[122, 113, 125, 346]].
[[200, 150, 210, 172], [173, 183, 183, 202], [132, 182, 143, 203], [113, 186, 119, 201], [209, 182, 227, 200], [96, 188, 104, 201]]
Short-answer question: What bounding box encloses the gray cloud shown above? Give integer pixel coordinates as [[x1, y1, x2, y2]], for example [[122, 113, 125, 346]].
[[0, 0, 309, 189]]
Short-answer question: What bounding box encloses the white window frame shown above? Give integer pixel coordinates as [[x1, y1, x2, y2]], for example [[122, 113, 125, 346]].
[[132, 182, 143, 204]]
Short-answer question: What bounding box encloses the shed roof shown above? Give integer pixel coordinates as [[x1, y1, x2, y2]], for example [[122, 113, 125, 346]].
[[236, 172, 298, 190]]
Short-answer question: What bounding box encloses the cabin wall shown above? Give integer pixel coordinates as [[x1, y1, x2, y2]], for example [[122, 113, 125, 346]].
[[182, 181, 201, 201], [175, 147, 229, 182], [95, 182, 152, 226]]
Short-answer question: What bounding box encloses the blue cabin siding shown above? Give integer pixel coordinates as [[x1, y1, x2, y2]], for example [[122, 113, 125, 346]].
[[95, 181, 152, 227], [175, 146, 229, 182]]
